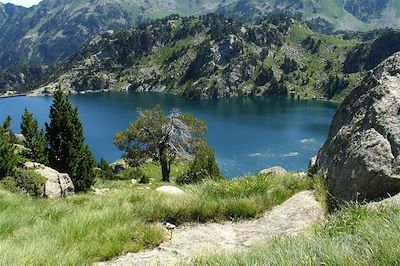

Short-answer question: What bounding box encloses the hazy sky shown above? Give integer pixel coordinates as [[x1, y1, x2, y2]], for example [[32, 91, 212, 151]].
[[1, 0, 42, 7]]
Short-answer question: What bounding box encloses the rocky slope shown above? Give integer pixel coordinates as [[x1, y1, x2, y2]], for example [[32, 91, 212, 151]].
[[32, 14, 361, 101], [1, 0, 400, 69], [317, 51, 400, 204]]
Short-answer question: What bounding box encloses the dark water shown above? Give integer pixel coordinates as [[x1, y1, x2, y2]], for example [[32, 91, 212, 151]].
[[0, 92, 336, 177]]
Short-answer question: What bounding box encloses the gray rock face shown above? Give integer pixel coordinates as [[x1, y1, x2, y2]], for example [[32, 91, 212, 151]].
[[23, 162, 75, 198], [110, 159, 129, 174], [317, 52, 400, 203]]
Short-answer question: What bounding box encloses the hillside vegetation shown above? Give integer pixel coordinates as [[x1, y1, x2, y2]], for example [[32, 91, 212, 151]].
[[0, 0, 399, 69], [37, 14, 361, 101]]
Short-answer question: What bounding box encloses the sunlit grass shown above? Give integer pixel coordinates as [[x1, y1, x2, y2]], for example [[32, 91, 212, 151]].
[[0, 170, 310, 265]]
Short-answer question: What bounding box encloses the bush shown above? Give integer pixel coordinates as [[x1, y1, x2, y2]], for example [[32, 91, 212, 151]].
[[0, 176, 18, 192], [120, 167, 147, 182], [97, 158, 116, 180], [13, 169, 46, 197], [177, 143, 222, 184]]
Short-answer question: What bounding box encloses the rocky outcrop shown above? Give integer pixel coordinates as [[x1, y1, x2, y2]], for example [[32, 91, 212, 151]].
[[317, 52, 400, 203], [110, 159, 129, 174], [23, 162, 75, 198]]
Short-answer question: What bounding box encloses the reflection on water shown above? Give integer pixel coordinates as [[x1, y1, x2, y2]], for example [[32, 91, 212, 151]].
[[0, 92, 337, 178]]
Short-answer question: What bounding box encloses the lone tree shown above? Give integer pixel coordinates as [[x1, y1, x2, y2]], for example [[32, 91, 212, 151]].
[[20, 108, 48, 164], [45, 89, 96, 192], [114, 105, 206, 182]]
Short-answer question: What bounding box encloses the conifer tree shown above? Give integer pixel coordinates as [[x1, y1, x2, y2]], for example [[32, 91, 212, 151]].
[[45, 89, 96, 192], [20, 108, 48, 164], [0, 124, 18, 179]]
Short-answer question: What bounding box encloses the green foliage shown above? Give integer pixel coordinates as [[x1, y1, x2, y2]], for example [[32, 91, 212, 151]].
[[13, 169, 45, 197], [45, 89, 96, 192], [114, 105, 206, 182], [20, 108, 48, 164], [119, 167, 146, 182], [97, 158, 116, 180], [0, 126, 19, 179], [0, 176, 18, 192], [177, 142, 222, 184]]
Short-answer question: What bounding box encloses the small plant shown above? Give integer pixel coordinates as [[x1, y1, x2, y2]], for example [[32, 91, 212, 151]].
[[97, 158, 116, 180]]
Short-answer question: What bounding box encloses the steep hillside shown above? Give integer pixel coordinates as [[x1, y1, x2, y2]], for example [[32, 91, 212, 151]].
[[0, 0, 399, 69], [36, 14, 360, 101]]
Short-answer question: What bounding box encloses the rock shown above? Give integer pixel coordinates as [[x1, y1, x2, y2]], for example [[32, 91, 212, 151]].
[[131, 179, 138, 185], [14, 133, 26, 144], [259, 166, 287, 177], [317, 52, 400, 203], [308, 156, 317, 175], [110, 159, 129, 174], [293, 172, 307, 179], [23, 162, 75, 198], [156, 186, 185, 195], [93, 188, 117, 195]]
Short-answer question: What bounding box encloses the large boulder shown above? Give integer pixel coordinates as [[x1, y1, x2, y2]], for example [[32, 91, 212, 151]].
[[23, 162, 75, 198], [317, 52, 400, 203]]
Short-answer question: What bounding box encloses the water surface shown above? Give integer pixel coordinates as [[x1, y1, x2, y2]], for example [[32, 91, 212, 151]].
[[0, 92, 336, 177]]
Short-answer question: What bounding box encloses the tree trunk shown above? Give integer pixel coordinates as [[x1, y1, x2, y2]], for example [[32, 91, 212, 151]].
[[159, 146, 170, 182]]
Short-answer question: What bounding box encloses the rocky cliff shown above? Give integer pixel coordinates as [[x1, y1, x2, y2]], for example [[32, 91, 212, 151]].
[[317, 52, 400, 204]]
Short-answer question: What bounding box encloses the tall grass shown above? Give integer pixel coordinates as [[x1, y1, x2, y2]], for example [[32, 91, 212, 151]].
[[191, 204, 400, 266], [0, 173, 310, 265]]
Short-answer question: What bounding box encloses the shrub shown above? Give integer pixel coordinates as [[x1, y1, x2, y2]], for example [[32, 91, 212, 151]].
[[177, 142, 222, 184], [97, 158, 116, 180], [13, 169, 46, 197], [120, 167, 146, 181], [0, 176, 18, 192]]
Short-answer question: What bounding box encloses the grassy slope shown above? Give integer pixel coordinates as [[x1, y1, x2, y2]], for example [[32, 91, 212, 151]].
[[0, 164, 311, 265], [192, 204, 400, 265]]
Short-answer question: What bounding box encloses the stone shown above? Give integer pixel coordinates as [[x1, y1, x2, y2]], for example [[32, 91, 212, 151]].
[[308, 156, 317, 175], [23, 162, 75, 198], [131, 179, 138, 185], [293, 172, 307, 179], [110, 159, 129, 174], [317, 52, 400, 203], [156, 186, 185, 195], [259, 166, 287, 177]]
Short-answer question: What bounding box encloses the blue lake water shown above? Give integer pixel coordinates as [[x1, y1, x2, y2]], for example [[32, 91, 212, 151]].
[[0, 92, 336, 177]]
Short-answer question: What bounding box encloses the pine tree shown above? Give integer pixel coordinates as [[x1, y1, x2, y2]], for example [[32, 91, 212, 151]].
[[0, 126, 19, 179], [20, 108, 48, 164], [45, 89, 96, 192]]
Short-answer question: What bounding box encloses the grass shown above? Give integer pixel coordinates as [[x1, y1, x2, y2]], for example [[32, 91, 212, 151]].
[[0, 167, 311, 265], [190, 204, 400, 266]]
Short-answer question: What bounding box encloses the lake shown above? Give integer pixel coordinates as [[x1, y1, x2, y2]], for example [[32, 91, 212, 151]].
[[0, 92, 336, 177]]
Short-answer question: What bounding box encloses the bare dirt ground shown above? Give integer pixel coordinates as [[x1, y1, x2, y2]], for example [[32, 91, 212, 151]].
[[97, 191, 324, 266]]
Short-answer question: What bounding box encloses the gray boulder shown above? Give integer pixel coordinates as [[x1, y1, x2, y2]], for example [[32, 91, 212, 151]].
[[317, 52, 400, 203], [23, 162, 75, 198], [259, 166, 287, 177]]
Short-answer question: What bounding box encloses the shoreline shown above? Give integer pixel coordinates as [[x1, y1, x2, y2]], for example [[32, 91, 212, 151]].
[[0, 93, 27, 99]]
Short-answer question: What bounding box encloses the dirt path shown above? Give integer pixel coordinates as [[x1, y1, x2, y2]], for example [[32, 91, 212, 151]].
[[97, 191, 324, 266]]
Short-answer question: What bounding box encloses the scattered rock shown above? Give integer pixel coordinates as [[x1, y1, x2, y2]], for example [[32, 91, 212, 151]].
[[23, 162, 75, 198], [93, 188, 117, 195], [110, 159, 129, 174], [156, 186, 185, 195], [259, 166, 287, 177], [294, 172, 307, 179], [308, 156, 317, 175], [317, 52, 400, 203]]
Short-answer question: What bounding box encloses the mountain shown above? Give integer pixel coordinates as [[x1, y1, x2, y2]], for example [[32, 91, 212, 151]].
[[25, 14, 361, 101], [1, 0, 400, 70]]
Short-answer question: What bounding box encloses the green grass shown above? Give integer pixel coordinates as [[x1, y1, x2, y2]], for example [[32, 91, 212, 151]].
[[191, 204, 400, 265], [0, 170, 310, 265]]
